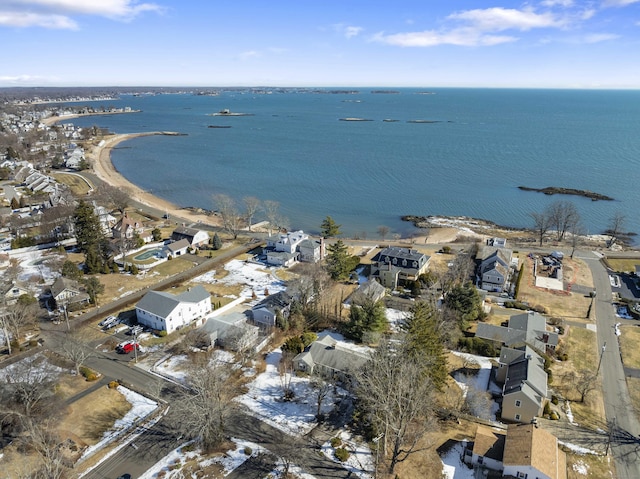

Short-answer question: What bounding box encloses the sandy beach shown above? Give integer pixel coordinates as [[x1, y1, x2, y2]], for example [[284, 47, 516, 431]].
[[86, 133, 221, 228]]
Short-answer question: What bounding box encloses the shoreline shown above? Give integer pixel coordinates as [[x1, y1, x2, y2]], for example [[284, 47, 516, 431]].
[[86, 133, 222, 228], [41, 110, 141, 127]]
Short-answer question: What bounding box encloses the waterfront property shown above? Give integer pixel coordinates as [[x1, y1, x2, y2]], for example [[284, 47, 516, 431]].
[[161, 238, 190, 258], [369, 247, 430, 289], [171, 226, 209, 248], [135, 285, 211, 334], [477, 245, 513, 293]]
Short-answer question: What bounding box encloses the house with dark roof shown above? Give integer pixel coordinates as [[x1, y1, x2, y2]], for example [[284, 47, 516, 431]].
[[465, 424, 566, 479], [201, 311, 260, 351], [477, 245, 513, 292], [293, 334, 370, 383], [135, 285, 211, 334], [171, 227, 209, 248], [476, 311, 558, 354], [348, 280, 387, 305], [370, 247, 430, 289], [251, 291, 293, 327], [298, 238, 325, 263], [112, 212, 148, 241], [500, 347, 548, 423]]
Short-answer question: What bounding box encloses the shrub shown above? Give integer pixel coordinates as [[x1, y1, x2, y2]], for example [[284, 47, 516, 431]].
[[334, 447, 349, 462], [543, 401, 551, 416], [158, 330, 168, 337], [330, 437, 342, 448], [79, 366, 92, 378], [29, 339, 38, 347], [108, 381, 120, 389], [551, 395, 559, 405], [550, 411, 560, 420], [86, 373, 98, 381], [244, 446, 252, 456], [301, 332, 318, 347], [441, 245, 452, 254]]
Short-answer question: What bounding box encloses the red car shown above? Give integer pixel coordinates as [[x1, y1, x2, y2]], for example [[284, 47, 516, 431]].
[[116, 342, 140, 354]]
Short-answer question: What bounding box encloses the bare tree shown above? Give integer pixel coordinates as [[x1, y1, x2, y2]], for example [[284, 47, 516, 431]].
[[355, 339, 435, 474], [569, 220, 586, 258], [243, 196, 261, 231], [263, 200, 281, 236], [568, 369, 599, 403], [530, 211, 551, 246], [3, 299, 38, 349], [39, 203, 75, 240], [97, 184, 132, 215], [279, 351, 295, 401], [311, 378, 332, 419], [377, 225, 390, 241], [606, 211, 626, 248], [547, 200, 580, 241], [60, 331, 95, 375], [213, 193, 243, 239], [173, 361, 237, 452], [464, 385, 493, 420], [21, 418, 70, 479]]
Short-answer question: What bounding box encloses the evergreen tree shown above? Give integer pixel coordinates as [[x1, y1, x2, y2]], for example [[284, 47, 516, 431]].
[[402, 301, 448, 390], [10, 197, 19, 210], [82, 276, 104, 305], [212, 232, 223, 250], [152, 227, 162, 242], [73, 200, 104, 254], [62, 260, 82, 280], [345, 298, 388, 342], [320, 215, 342, 237], [444, 282, 484, 325], [325, 239, 358, 281]]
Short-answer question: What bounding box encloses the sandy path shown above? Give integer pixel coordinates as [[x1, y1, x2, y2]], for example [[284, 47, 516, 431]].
[[86, 133, 221, 227]]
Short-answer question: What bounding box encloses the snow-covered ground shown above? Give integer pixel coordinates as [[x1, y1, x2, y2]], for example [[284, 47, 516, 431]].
[[236, 348, 345, 436], [451, 352, 500, 420], [0, 351, 69, 382], [320, 430, 375, 479], [385, 308, 407, 332], [440, 441, 475, 479], [192, 259, 286, 303]]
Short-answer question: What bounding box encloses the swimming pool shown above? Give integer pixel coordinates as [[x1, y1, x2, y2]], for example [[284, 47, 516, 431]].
[[133, 248, 162, 261]]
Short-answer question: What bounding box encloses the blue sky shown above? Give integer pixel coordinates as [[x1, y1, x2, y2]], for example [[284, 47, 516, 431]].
[[1, 0, 639, 88]]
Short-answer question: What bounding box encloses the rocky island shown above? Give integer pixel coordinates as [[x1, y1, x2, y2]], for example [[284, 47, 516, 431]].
[[518, 186, 614, 201]]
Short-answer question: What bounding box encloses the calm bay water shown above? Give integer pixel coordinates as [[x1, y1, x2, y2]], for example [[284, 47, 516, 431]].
[[70, 88, 640, 239]]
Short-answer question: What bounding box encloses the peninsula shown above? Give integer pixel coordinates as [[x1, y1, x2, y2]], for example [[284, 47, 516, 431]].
[[518, 186, 614, 201]]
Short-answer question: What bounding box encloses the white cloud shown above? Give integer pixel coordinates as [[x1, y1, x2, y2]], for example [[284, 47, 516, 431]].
[[373, 6, 576, 47], [0, 74, 56, 84], [333, 23, 363, 39], [373, 28, 516, 47], [239, 50, 260, 60], [583, 32, 620, 42], [602, 0, 640, 6], [540, 0, 574, 6], [447, 7, 567, 32], [0, 0, 162, 29]]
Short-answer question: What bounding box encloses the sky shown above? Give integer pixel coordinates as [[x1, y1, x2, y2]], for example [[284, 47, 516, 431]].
[[0, 0, 639, 88]]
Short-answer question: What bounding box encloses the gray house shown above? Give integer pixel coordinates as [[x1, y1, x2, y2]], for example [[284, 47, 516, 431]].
[[201, 312, 260, 351], [251, 291, 293, 327], [499, 346, 548, 423], [293, 334, 370, 383], [476, 311, 558, 354], [477, 246, 513, 292]]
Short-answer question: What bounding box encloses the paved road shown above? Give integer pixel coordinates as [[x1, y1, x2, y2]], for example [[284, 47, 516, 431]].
[[580, 251, 640, 479]]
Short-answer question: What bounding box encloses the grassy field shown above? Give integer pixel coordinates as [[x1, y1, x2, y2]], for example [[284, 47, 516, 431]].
[[566, 453, 614, 479], [604, 258, 640, 273], [551, 326, 606, 428], [619, 325, 640, 369], [627, 377, 640, 419], [51, 172, 94, 196]]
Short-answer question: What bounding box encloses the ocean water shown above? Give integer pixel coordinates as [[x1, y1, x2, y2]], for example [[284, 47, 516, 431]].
[[70, 88, 640, 239]]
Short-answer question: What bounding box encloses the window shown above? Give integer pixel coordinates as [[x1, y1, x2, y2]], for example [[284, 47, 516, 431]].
[[515, 414, 521, 421], [516, 473, 527, 479], [515, 400, 521, 407], [477, 456, 484, 465]]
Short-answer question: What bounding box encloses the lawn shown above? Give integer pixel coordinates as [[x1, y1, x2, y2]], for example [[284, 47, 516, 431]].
[[604, 258, 640, 274], [619, 325, 640, 369], [626, 377, 640, 420], [51, 172, 94, 196], [551, 326, 606, 428]]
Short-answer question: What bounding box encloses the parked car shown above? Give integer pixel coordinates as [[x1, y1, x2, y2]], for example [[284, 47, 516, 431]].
[[117, 474, 132, 479], [116, 342, 140, 354], [126, 325, 144, 336], [99, 315, 117, 327]]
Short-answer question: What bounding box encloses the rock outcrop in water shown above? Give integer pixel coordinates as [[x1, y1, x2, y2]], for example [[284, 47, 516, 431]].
[[518, 186, 614, 201]]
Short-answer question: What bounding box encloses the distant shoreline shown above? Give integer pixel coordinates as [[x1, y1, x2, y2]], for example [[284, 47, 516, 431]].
[[41, 110, 141, 126]]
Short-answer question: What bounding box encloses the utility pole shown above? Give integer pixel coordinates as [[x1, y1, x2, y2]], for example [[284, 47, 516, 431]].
[[133, 328, 138, 364], [596, 341, 607, 375]]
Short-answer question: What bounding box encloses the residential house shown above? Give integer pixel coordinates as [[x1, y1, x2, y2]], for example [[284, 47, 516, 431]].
[[171, 227, 209, 248], [298, 238, 325, 263], [201, 312, 260, 351], [266, 250, 297, 267], [370, 247, 430, 289], [293, 334, 370, 383], [251, 291, 292, 327], [476, 311, 559, 354], [348, 280, 386, 305], [477, 245, 513, 292], [135, 285, 211, 334], [3, 284, 31, 305], [465, 424, 566, 479], [499, 347, 548, 423], [50, 277, 90, 308], [112, 213, 151, 242], [161, 238, 190, 258], [267, 230, 308, 254], [93, 202, 116, 235]]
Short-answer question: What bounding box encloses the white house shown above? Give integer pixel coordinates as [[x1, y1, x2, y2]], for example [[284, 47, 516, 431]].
[[267, 230, 308, 254], [171, 227, 209, 248], [135, 285, 212, 334], [161, 238, 190, 258]]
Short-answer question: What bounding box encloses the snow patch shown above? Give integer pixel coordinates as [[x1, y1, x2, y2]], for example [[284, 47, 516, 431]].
[[573, 460, 589, 475]]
